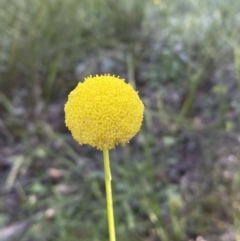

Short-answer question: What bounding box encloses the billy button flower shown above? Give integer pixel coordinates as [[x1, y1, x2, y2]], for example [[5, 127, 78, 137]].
[[64, 74, 144, 241], [65, 74, 144, 150]]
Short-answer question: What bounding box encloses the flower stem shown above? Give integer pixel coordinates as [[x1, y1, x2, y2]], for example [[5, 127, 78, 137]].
[[103, 149, 116, 241]]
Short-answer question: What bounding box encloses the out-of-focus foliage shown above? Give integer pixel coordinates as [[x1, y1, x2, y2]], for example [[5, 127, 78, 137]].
[[1, 0, 240, 241]]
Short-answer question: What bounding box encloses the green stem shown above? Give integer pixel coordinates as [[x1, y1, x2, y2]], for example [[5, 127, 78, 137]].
[[103, 149, 116, 241]]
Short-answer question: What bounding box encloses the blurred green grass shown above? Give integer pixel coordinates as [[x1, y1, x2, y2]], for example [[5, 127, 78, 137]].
[[1, 0, 240, 240]]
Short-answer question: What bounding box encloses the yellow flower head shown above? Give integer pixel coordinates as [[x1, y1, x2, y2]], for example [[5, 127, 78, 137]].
[[153, 0, 161, 4], [64, 74, 144, 150]]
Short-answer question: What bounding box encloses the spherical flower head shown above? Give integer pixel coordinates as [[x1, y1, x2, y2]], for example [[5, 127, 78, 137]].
[[64, 74, 144, 150]]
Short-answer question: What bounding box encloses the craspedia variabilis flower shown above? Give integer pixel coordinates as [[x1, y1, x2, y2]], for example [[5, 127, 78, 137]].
[[64, 74, 144, 150]]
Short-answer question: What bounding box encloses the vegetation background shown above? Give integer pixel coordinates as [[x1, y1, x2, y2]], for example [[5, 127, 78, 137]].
[[1, 0, 240, 240]]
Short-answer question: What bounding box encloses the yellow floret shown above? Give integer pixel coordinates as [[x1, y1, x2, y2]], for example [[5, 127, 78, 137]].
[[64, 74, 144, 150]]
